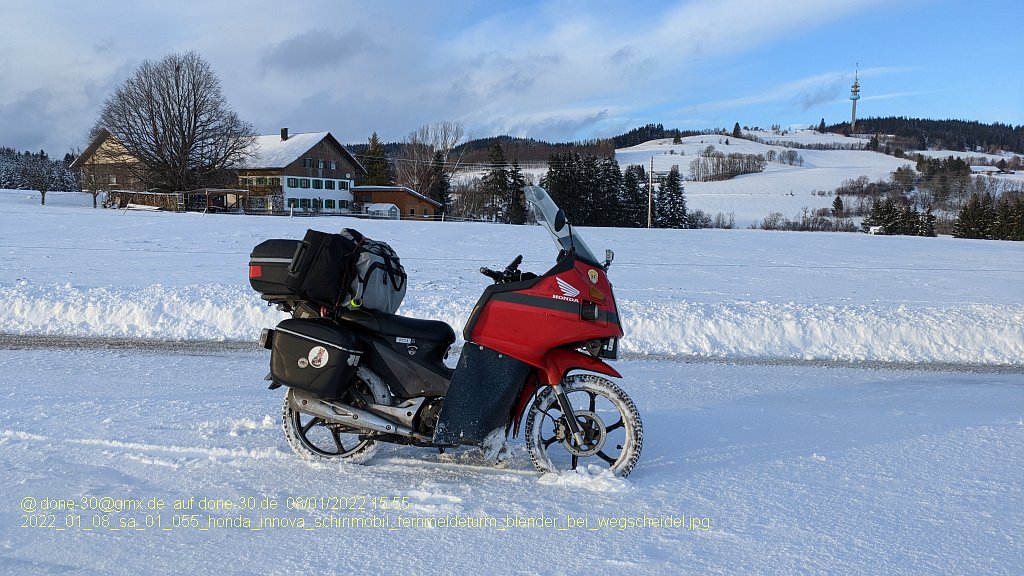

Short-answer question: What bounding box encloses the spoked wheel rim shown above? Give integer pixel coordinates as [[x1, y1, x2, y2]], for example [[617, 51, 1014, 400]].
[[287, 409, 370, 458], [526, 374, 642, 476], [282, 387, 378, 462]]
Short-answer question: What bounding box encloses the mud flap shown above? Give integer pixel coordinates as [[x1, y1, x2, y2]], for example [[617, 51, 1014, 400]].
[[432, 344, 532, 446]]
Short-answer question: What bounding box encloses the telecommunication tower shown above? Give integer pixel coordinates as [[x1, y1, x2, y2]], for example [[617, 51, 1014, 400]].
[[849, 65, 861, 133]]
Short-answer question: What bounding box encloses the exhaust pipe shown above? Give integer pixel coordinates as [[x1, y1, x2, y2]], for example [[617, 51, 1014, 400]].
[[288, 388, 419, 438]]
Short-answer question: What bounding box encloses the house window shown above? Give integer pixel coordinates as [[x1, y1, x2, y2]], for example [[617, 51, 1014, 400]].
[[302, 158, 312, 168], [300, 179, 310, 188], [287, 178, 298, 188], [324, 180, 335, 190], [312, 179, 323, 189], [287, 198, 299, 208], [238, 177, 248, 186], [339, 200, 350, 209], [330, 161, 338, 170], [324, 199, 335, 209], [338, 181, 349, 190], [300, 198, 311, 208], [270, 177, 280, 186], [256, 177, 267, 186], [409, 208, 415, 215], [318, 160, 324, 169]]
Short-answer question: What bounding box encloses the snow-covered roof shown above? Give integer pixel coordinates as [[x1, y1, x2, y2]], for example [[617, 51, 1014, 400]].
[[238, 131, 364, 173], [352, 185, 442, 207], [238, 132, 327, 169]]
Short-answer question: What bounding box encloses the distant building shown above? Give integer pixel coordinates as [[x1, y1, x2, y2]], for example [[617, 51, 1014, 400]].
[[70, 128, 147, 192], [236, 129, 366, 214], [352, 185, 442, 219], [365, 203, 400, 220]]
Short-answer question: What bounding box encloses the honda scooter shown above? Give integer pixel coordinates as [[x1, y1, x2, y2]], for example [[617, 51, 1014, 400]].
[[250, 186, 642, 476]]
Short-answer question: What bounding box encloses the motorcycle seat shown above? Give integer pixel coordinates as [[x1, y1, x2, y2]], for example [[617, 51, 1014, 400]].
[[339, 309, 455, 344]]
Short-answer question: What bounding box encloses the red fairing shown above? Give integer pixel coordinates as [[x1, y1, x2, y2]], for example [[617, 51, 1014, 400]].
[[468, 257, 622, 384]]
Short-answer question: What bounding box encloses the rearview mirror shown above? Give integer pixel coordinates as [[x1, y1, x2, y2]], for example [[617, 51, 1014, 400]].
[[554, 209, 567, 232]]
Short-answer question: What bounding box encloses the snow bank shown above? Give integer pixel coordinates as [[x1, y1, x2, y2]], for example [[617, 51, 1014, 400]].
[[2, 280, 1022, 365], [2, 190, 1022, 365]]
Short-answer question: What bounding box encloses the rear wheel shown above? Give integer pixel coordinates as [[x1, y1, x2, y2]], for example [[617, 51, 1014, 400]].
[[281, 369, 391, 464], [524, 374, 643, 477]]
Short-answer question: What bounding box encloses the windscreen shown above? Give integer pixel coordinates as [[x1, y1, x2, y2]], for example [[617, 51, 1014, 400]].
[[523, 185, 600, 265]]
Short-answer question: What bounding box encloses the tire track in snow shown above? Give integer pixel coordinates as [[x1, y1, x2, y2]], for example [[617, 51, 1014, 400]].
[[0, 429, 289, 461]]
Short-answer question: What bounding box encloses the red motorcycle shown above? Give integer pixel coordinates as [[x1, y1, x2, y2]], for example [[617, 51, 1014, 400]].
[[251, 186, 642, 476]]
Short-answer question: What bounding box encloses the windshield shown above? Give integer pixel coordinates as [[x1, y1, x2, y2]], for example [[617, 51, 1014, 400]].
[[523, 185, 601, 265]]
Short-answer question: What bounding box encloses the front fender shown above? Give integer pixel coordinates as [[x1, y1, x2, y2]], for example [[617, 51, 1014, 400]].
[[540, 348, 621, 386], [510, 349, 621, 438]]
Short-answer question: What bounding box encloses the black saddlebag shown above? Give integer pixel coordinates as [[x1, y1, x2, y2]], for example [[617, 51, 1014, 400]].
[[269, 319, 362, 398], [249, 239, 303, 298]]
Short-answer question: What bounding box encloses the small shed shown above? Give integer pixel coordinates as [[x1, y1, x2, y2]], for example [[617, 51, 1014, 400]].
[[366, 203, 400, 220]]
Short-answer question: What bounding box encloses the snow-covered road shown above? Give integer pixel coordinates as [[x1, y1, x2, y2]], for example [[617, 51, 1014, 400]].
[[3, 347, 1021, 575]]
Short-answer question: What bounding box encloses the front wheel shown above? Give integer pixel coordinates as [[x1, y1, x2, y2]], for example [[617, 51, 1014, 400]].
[[524, 374, 643, 477]]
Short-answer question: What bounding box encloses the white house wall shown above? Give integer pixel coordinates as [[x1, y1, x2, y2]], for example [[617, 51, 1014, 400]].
[[282, 177, 355, 213]]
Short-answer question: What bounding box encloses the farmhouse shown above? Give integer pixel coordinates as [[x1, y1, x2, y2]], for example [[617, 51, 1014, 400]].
[[72, 128, 367, 214], [71, 128, 147, 192], [237, 129, 366, 214]]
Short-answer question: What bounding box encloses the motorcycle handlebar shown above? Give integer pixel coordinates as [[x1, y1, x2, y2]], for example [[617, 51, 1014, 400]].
[[479, 267, 503, 281], [481, 255, 525, 283], [505, 255, 523, 273]]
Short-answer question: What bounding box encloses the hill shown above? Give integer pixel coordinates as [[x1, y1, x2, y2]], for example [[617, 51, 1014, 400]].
[[825, 116, 1024, 154]]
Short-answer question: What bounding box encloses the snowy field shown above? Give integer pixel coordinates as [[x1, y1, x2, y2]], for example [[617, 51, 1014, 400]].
[[615, 130, 1024, 227], [1, 190, 1023, 574]]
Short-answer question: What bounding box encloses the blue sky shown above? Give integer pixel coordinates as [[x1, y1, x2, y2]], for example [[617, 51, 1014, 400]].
[[2, 0, 1021, 154]]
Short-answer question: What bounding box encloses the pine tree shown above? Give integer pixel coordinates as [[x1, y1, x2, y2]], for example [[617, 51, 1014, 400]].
[[980, 192, 996, 238], [732, 122, 741, 139], [592, 157, 622, 227], [861, 199, 881, 233], [621, 164, 647, 227], [1011, 198, 1024, 241], [425, 150, 451, 216], [359, 132, 392, 186], [918, 206, 937, 237], [953, 193, 986, 239], [506, 161, 528, 225], [656, 166, 686, 228], [481, 142, 510, 222], [832, 195, 844, 217], [818, 118, 826, 133]]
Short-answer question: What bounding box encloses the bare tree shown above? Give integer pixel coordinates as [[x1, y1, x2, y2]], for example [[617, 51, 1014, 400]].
[[91, 51, 254, 191], [395, 121, 466, 194]]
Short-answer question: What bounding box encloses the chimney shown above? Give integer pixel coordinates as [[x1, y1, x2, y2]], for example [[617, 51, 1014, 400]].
[[280, 128, 288, 141]]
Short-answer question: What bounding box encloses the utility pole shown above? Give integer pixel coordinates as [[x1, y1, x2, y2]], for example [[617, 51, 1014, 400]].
[[648, 156, 654, 228]]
